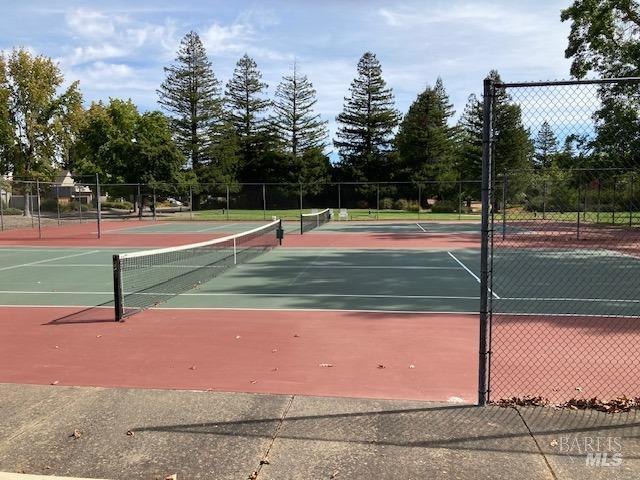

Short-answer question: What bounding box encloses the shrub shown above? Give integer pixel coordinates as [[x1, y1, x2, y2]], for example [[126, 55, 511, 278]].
[[393, 199, 409, 211], [406, 200, 420, 212], [102, 200, 133, 210], [2, 207, 22, 215], [39, 198, 60, 212], [380, 197, 394, 210], [356, 200, 369, 209], [68, 200, 94, 212], [431, 200, 459, 213]]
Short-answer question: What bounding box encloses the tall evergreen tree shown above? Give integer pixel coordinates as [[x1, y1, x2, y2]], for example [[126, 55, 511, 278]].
[[534, 121, 558, 169], [271, 63, 328, 158], [225, 54, 271, 179], [395, 78, 455, 182], [157, 31, 222, 174], [456, 71, 533, 199], [334, 52, 400, 181]]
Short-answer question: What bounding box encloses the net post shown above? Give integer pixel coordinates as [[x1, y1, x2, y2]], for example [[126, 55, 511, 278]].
[[189, 186, 193, 220], [96, 173, 102, 239], [233, 237, 237, 264], [478, 77, 494, 407], [36, 179, 42, 239], [112, 254, 124, 322], [278, 219, 283, 245]]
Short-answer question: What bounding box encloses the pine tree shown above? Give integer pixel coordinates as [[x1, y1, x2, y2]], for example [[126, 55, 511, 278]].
[[534, 121, 558, 169], [395, 78, 455, 182], [225, 54, 271, 178], [455, 71, 533, 201], [157, 32, 222, 174], [272, 63, 328, 158], [334, 52, 400, 181]]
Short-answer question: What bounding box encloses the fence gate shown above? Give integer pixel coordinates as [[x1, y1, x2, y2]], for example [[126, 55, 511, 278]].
[[479, 78, 640, 405]]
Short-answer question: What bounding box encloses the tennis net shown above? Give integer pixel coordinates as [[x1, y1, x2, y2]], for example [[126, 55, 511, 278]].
[[112, 219, 282, 321], [300, 208, 331, 234]]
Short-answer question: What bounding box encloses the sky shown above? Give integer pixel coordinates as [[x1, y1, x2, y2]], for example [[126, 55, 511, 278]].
[[0, 0, 575, 156]]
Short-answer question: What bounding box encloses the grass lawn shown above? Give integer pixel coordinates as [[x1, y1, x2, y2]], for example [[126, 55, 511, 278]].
[[189, 208, 482, 221]]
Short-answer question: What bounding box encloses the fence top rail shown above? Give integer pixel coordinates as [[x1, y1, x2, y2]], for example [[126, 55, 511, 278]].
[[495, 77, 640, 89]]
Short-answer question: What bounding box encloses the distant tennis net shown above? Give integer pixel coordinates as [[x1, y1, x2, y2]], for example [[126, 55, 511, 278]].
[[112, 219, 282, 321], [300, 208, 331, 234]]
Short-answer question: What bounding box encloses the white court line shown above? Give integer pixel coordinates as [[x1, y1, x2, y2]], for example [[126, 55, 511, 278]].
[[152, 307, 477, 315], [416, 223, 427, 232], [447, 251, 500, 299], [0, 250, 100, 272], [503, 297, 640, 303]]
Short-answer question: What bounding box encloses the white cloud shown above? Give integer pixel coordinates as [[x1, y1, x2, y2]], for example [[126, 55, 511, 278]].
[[201, 23, 251, 55], [66, 9, 119, 39]]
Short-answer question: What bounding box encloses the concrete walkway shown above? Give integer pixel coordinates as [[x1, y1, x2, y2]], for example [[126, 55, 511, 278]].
[[0, 384, 638, 479]]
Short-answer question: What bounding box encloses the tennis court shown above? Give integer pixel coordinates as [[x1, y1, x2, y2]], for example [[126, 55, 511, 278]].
[[0, 217, 638, 403]]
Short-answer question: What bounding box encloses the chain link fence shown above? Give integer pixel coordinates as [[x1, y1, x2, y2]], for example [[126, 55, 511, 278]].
[[0, 178, 483, 239], [480, 78, 640, 404]]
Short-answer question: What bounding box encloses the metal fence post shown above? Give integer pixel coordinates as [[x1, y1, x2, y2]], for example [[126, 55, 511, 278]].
[[502, 174, 508, 240], [418, 184, 421, 221], [478, 77, 494, 406], [629, 176, 634, 227], [189, 186, 193, 220], [458, 179, 462, 220], [152, 185, 157, 221], [338, 183, 341, 210], [137, 183, 142, 221], [262, 183, 266, 220], [612, 178, 617, 225], [542, 180, 547, 220], [36, 179, 42, 239], [96, 173, 102, 239], [299, 183, 303, 214], [55, 185, 61, 226], [0, 185, 4, 231], [226, 185, 230, 220], [376, 183, 380, 220], [576, 176, 581, 240], [597, 178, 601, 224]]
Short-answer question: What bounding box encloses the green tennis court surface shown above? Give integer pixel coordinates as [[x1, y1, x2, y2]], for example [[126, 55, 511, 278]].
[[1, 245, 638, 316], [105, 221, 301, 235]]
